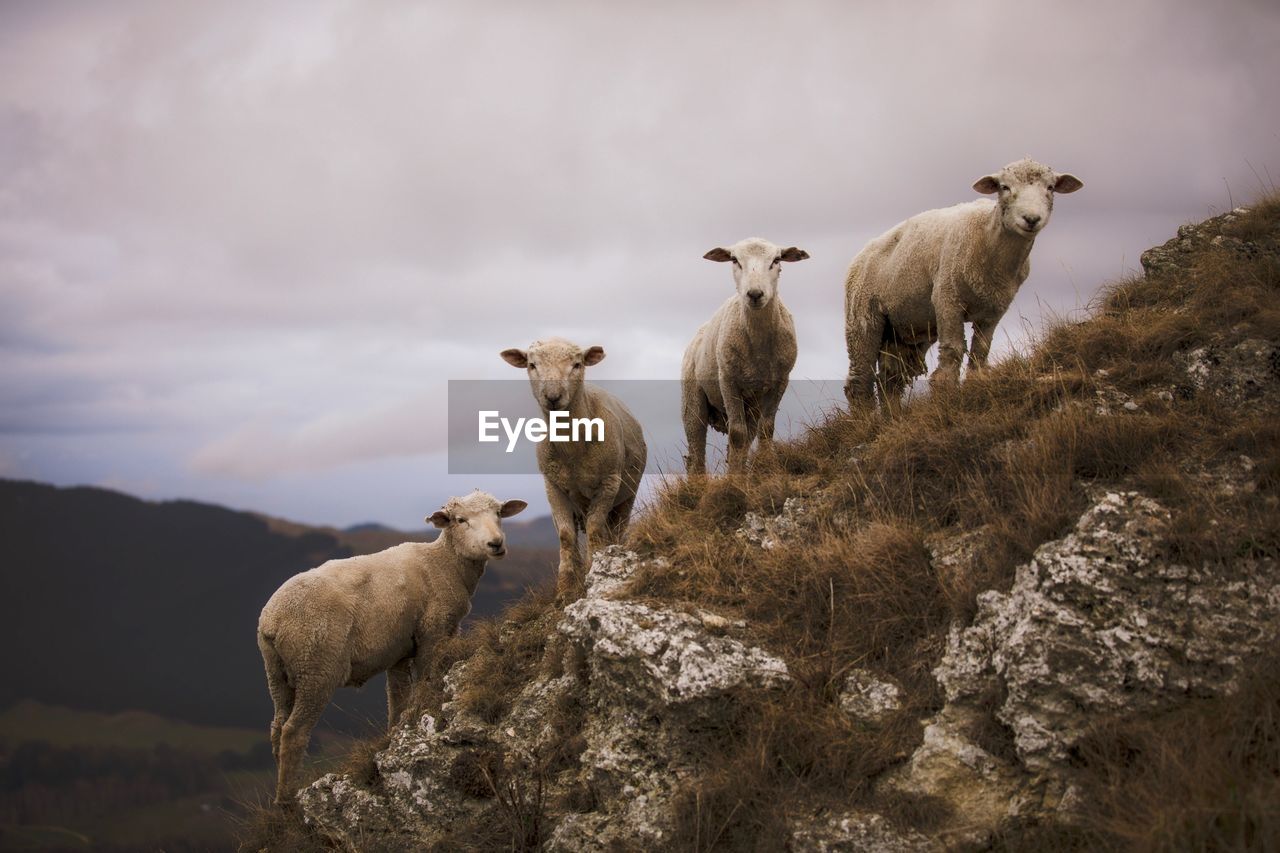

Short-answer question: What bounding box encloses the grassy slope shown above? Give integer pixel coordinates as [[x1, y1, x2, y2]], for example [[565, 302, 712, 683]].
[[247, 195, 1280, 851]]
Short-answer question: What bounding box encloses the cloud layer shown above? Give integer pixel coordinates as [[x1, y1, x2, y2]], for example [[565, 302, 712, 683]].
[[3, 0, 1278, 526]]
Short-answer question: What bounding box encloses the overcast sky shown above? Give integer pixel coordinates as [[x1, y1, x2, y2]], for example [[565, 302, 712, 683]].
[[2, 0, 1278, 528]]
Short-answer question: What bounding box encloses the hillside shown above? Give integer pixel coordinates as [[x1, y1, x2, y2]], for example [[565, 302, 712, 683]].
[[257, 197, 1280, 851], [0, 480, 557, 731]]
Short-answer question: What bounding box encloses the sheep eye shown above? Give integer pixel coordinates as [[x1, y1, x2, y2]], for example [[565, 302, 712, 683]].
[[999, 184, 1010, 193], [771, 256, 781, 267], [731, 257, 741, 267], [528, 363, 537, 370], [573, 362, 582, 370], [456, 517, 467, 524]]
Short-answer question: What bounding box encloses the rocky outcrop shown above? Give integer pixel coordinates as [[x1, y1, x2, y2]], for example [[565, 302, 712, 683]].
[[1138, 207, 1260, 276], [883, 490, 1280, 840]]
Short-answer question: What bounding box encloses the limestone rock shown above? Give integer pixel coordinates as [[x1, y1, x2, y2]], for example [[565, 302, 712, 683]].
[[559, 597, 790, 710], [937, 491, 1280, 771], [788, 810, 934, 852], [738, 496, 811, 549], [838, 669, 903, 724]]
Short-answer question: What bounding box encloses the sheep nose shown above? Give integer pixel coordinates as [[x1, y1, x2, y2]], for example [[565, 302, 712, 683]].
[[546, 393, 562, 406], [488, 538, 504, 550], [747, 289, 764, 302], [1023, 214, 1041, 227]]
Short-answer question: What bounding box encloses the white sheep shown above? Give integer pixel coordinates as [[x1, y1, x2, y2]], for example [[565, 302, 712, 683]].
[[501, 338, 647, 601], [682, 237, 810, 474], [843, 158, 1083, 410], [256, 490, 527, 805]]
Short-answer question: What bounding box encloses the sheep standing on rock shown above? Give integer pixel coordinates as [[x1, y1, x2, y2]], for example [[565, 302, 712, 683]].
[[501, 338, 646, 601], [843, 158, 1083, 411], [683, 237, 810, 475], [257, 490, 527, 805]]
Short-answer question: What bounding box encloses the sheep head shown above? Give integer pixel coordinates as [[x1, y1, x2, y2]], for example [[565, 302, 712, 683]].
[[428, 489, 527, 561], [500, 337, 604, 413], [704, 237, 809, 311], [973, 158, 1083, 239]]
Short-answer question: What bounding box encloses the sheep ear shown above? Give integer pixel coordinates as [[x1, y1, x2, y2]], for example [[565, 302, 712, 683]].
[[583, 346, 605, 366], [428, 510, 451, 528], [703, 248, 733, 262], [778, 247, 810, 262], [1053, 173, 1083, 194], [500, 348, 528, 368], [973, 175, 1001, 194], [499, 500, 527, 518]]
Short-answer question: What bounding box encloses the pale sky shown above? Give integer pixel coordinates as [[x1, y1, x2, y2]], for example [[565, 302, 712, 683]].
[[3, 0, 1278, 528]]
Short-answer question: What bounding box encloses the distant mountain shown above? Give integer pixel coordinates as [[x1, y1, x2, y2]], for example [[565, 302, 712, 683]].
[[0, 479, 556, 732]]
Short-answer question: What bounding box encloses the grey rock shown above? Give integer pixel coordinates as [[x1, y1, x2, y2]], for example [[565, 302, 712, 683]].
[[937, 491, 1280, 771], [789, 810, 934, 852], [1176, 339, 1279, 405], [559, 597, 789, 709], [839, 669, 903, 724], [584, 545, 663, 598], [737, 496, 811, 549]]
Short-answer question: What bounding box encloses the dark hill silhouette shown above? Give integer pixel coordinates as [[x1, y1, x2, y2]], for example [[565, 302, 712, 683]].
[[0, 479, 556, 732]]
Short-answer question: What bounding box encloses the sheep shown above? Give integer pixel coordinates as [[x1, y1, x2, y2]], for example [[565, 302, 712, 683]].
[[256, 490, 527, 805], [500, 338, 646, 601], [843, 158, 1083, 411], [682, 237, 810, 475]]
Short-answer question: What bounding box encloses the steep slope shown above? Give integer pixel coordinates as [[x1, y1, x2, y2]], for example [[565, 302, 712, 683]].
[[268, 198, 1280, 851]]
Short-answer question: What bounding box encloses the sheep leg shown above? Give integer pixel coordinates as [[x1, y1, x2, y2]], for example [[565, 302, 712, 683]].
[[607, 494, 636, 542], [584, 473, 623, 571], [274, 675, 339, 806], [258, 634, 294, 763], [756, 381, 787, 451], [386, 658, 413, 730], [722, 387, 752, 472], [546, 483, 584, 601], [845, 311, 886, 411], [930, 301, 966, 389], [968, 318, 998, 372], [682, 383, 710, 476], [878, 344, 909, 413]]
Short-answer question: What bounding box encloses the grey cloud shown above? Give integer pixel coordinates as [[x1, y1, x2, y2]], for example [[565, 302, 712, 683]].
[[2, 0, 1278, 524]]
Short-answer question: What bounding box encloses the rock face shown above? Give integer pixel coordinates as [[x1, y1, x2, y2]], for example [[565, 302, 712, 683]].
[[550, 592, 789, 851], [939, 491, 1279, 770], [884, 491, 1280, 840]]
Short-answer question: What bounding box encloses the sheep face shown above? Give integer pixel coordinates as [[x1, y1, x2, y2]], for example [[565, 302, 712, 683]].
[[501, 337, 604, 412], [429, 490, 527, 560], [973, 158, 1083, 239], [704, 237, 809, 311]]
